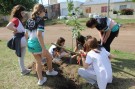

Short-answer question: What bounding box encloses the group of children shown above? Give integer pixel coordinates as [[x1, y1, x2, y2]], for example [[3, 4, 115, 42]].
[[6, 4, 58, 86], [6, 3, 113, 89]]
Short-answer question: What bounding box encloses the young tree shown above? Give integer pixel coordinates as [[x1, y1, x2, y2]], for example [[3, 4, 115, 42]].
[[0, 0, 39, 15], [66, 0, 85, 50], [66, 0, 84, 38]]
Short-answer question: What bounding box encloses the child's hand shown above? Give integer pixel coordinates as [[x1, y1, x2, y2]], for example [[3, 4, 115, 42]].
[[71, 55, 76, 59], [12, 29, 17, 34], [77, 56, 81, 65], [42, 48, 47, 57]]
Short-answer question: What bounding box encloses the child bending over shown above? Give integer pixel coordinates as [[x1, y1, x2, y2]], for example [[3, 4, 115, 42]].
[[49, 37, 69, 63]]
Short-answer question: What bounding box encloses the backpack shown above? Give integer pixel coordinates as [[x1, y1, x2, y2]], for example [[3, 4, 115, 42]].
[[95, 17, 108, 31]]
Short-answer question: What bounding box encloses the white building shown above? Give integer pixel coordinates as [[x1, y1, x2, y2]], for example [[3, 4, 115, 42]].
[[81, 0, 135, 19], [60, 1, 83, 16]]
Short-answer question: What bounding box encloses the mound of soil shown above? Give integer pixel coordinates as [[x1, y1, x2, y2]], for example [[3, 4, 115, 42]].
[[27, 58, 95, 89]]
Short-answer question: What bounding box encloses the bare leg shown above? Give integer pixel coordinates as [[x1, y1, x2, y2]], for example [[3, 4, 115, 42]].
[[33, 54, 43, 80], [43, 49, 53, 72]]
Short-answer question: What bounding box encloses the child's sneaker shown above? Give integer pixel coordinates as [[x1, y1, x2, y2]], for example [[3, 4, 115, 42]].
[[52, 58, 61, 62], [37, 77, 47, 86], [46, 70, 58, 76], [21, 69, 31, 75]]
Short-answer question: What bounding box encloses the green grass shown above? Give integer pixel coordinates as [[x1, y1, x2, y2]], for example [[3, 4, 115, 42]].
[[45, 18, 135, 26], [45, 19, 64, 26], [1, 18, 135, 27], [0, 40, 135, 89], [0, 21, 8, 27], [114, 19, 135, 24]]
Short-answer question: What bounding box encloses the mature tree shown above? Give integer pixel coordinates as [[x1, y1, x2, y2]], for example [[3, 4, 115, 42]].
[[0, 0, 39, 15]]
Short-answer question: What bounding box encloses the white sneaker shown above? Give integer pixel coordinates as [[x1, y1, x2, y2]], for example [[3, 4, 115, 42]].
[[46, 70, 58, 76], [52, 58, 61, 63], [42, 58, 46, 65], [21, 69, 31, 75], [37, 77, 47, 86]]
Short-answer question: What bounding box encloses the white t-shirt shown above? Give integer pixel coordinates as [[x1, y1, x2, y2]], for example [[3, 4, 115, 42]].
[[48, 45, 56, 56], [85, 47, 112, 89], [8, 18, 26, 47]]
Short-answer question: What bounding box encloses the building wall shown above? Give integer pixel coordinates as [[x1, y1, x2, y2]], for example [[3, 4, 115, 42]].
[[111, 2, 135, 11], [45, 3, 60, 19], [81, 1, 135, 18], [82, 3, 108, 17], [50, 0, 58, 5], [60, 1, 83, 16]]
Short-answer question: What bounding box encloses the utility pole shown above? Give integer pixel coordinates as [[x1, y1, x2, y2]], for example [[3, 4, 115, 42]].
[[41, 0, 43, 4], [107, 0, 110, 17], [48, 0, 49, 5]]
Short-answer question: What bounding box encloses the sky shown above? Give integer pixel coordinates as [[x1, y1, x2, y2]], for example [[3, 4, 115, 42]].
[[39, 0, 85, 5]]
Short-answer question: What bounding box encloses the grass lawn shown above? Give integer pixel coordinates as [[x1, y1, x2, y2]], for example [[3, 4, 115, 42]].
[[48, 18, 135, 26], [0, 40, 135, 89], [1, 18, 135, 27]]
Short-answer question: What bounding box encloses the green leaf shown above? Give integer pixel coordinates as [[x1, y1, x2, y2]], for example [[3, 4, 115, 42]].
[[0, 0, 39, 15]]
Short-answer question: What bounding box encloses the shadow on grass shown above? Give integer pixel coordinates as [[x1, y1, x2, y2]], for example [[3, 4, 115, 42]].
[[112, 58, 135, 77], [78, 77, 135, 89], [107, 77, 135, 89], [112, 58, 135, 70], [28, 57, 135, 89]]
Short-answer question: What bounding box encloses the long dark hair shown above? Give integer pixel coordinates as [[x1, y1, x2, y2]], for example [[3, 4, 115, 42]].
[[55, 37, 65, 52], [86, 18, 98, 28], [10, 5, 26, 21], [56, 37, 65, 46], [76, 35, 85, 49]]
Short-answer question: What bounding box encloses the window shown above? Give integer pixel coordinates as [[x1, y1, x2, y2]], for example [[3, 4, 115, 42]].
[[85, 7, 91, 13], [101, 6, 107, 13], [119, 5, 127, 10]]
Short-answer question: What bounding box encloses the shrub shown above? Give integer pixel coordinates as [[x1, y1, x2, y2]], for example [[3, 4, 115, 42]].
[[121, 8, 134, 15], [113, 10, 118, 14]]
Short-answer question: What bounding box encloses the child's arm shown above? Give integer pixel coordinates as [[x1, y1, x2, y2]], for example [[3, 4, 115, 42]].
[[108, 54, 114, 60], [82, 58, 90, 69], [37, 31, 46, 56], [25, 31, 28, 40], [81, 52, 89, 69], [74, 46, 77, 52], [81, 53, 92, 69], [6, 18, 19, 33], [6, 22, 17, 33], [103, 29, 111, 44]]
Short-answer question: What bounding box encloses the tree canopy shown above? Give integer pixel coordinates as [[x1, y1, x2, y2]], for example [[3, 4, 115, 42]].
[[0, 0, 39, 15]]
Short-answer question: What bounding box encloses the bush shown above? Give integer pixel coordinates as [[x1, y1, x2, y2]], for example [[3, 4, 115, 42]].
[[113, 10, 118, 14], [121, 8, 134, 15]]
